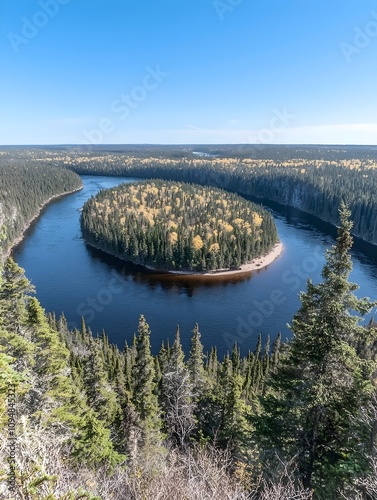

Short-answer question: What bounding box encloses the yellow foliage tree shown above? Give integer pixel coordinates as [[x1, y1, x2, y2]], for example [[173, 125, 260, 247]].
[[192, 235, 204, 251]]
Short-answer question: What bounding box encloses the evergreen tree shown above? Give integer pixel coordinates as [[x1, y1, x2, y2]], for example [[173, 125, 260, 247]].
[[25, 297, 124, 467], [0, 258, 34, 331], [187, 324, 206, 395], [71, 409, 124, 468], [82, 336, 120, 424], [131, 315, 163, 447], [255, 203, 377, 495], [161, 327, 195, 446], [216, 354, 252, 460]]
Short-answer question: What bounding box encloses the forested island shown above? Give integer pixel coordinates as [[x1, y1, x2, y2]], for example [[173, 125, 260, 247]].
[[80, 180, 278, 273]]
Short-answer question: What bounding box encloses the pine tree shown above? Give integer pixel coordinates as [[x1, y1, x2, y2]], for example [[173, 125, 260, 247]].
[[271, 332, 282, 373], [161, 326, 195, 446], [251, 334, 263, 392], [124, 339, 135, 396], [82, 336, 120, 424], [71, 409, 124, 468], [187, 324, 206, 395], [24, 297, 124, 467], [207, 346, 219, 382], [217, 354, 251, 460], [255, 203, 377, 494], [231, 341, 241, 376], [0, 258, 34, 331], [131, 315, 163, 447]]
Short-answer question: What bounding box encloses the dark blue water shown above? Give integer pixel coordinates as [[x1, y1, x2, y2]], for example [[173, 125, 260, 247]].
[[12, 175, 377, 356]]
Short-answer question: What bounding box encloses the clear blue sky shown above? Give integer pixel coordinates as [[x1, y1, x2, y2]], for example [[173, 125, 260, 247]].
[[1, 0, 376, 145]]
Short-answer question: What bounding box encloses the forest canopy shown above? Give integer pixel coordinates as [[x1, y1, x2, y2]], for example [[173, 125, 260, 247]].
[[80, 180, 278, 272], [2, 145, 377, 245], [0, 159, 82, 259]]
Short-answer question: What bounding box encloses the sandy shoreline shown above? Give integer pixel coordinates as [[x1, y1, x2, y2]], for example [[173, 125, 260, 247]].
[[7, 185, 83, 257], [89, 241, 283, 278], [163, 242, 284, 276], [87, 241, 284, 278]]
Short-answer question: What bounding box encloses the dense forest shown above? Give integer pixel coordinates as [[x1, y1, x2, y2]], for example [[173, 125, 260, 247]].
[[81, 180, 278, 272], [69, 152, 377, 245], [1, 149, 377, 497], [1, 146, 377, 244], [1, 205, 377, 498], [0, 157, 82, 256]]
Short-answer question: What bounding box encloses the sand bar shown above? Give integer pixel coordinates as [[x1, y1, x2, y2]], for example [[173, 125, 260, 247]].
[[165, 242, 284, 277]]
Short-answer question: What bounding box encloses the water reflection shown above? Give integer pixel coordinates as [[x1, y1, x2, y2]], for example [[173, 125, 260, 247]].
[[85, 244, 253, 297], [12, 175, 377, 357]]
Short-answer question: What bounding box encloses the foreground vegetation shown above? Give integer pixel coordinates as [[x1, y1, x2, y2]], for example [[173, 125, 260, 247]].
[[81, 180, 278, 271], [1, 204, 377, 498]]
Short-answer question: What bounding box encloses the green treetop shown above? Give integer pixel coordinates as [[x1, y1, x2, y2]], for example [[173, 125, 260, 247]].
[[255, 203, 377, 496]]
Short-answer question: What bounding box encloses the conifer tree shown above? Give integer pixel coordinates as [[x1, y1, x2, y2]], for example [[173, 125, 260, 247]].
[[161, 327, 195, 446], [123, 339, 135, 396], [131, 315, 163, 447], [251, 334, 263, 392], [255, 203, 377, 494], [271, 332, 282, 373], [71, 409, 124, 468], [187, 324, 206, 396], [0, 258, 34, 331], [231, 341, 241, 376], [217, 354, 251, 459], [82, 336, 120, 424], [207, 346, 219, 382]]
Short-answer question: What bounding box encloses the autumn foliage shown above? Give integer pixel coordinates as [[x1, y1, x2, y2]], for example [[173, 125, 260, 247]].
[[80, 180, 278, 272]]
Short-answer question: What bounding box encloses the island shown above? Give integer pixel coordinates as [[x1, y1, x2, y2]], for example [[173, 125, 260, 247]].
[[80, 180, 280, 274]]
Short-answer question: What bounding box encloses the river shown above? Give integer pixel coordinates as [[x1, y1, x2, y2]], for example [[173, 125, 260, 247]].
[[12, 175, 377, 356]]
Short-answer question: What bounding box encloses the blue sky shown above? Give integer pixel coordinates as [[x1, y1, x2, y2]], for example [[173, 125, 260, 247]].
[[0, 0, 376, 145]]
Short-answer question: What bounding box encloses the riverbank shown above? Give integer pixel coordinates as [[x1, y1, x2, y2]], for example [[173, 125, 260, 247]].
[[8, 185, 83, 257], [86, 240, 284, 278], [207, 242, 284, 276], [164, 242, 284, 276]]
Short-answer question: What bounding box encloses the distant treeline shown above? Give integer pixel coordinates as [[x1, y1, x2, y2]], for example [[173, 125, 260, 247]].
[[0, 159, 82, 256], [81, 180, 278, 271], [1, 145, 377, 247], [48, 147, 377, 245]]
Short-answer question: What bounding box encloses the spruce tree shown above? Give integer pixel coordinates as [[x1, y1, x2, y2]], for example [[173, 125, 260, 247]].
[[161, 327, 195, 446], [0, 258, 34, 331], [187, 324, 206, 395], [217, 354, 251, 460], [131, 315, 163, 446], [25, 297, 123, 467], [82, 336, 120, 424], [255, 203, 377, 495]]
